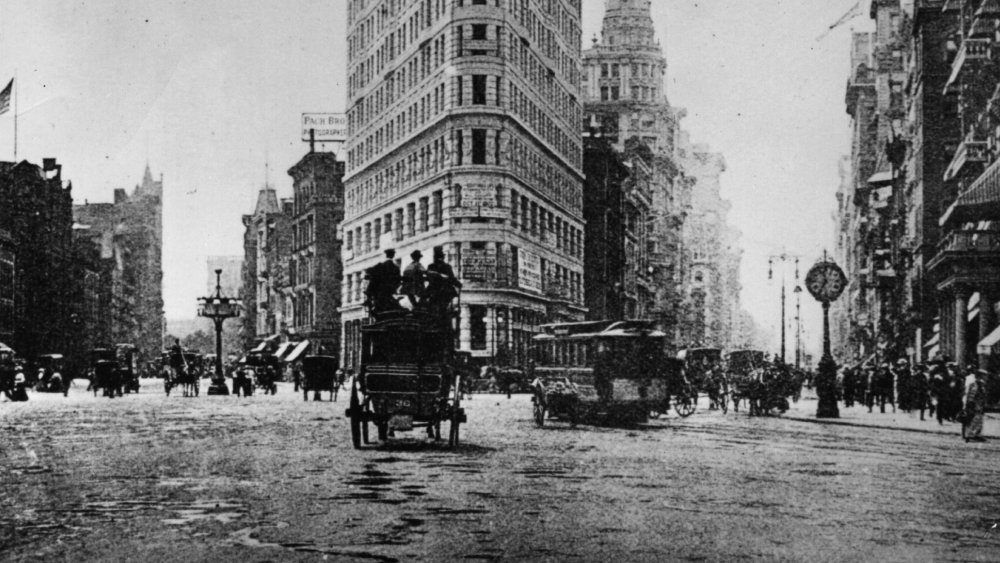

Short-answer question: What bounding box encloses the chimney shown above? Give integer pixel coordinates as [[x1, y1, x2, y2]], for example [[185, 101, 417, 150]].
[[42, 158, 62, 181]]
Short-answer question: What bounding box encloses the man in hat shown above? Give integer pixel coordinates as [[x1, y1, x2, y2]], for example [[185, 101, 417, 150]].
[[400, 250, 426, 308], [894, 358, 912, 412], [365, 249, 402, 314], [424, 246, 462, 315]]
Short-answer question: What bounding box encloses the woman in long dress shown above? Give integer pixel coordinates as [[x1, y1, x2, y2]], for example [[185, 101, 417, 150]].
[[963, 369, 988, 442]]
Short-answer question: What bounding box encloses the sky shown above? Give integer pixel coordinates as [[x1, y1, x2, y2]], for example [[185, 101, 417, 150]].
[[0, 0, 872, 357]]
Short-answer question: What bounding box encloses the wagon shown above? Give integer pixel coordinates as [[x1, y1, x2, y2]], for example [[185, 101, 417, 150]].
[[301, 355, 340, 401], [345, 311, 465, 448]]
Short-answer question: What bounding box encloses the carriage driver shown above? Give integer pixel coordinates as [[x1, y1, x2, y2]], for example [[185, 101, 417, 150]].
[[365, 249, 403, 314], [400, 250, 426, 308]]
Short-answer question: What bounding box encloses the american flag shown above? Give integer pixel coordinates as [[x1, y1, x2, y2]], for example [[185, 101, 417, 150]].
[[0, 79, 11, 116]]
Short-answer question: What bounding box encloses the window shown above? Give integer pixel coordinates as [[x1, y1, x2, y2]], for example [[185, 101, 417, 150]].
[[432, 190, 443, 227], [455, 130, 464, 165], [418, 197, 429, 231], [456, 76, 463, 105], [611, 64, 619, 77], [472, 24, 487, 40], [472, 129, 487, 164], [470, 305, 487, 350], [472, 75, 487, 104], [406, 203, 416, 237], [600, 87, 608, 101], [601, 64, 608, 78], [611, 86, 619, 100]]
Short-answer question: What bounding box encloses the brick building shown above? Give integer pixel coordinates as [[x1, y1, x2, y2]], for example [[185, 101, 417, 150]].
[[285, 151, 345, 357], [341, 0, 586, 370], [0, 159, 75, 359]]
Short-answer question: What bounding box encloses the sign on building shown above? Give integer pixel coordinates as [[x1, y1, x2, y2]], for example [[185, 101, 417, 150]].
[[518, 250, 542, 293], [452, 185, 508, 219], [461, 248, 497, 282], [301, 113, 347, 142]]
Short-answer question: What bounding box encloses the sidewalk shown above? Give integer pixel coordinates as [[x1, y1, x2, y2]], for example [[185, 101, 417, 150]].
[[782, 391, 999, 439]]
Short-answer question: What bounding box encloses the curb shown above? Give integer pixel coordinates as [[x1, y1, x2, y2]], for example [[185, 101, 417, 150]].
[[782, 412, 997, 439]]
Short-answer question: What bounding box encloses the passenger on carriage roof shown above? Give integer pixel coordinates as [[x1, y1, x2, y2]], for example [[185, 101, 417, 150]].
[[400, 250, 426, 307]]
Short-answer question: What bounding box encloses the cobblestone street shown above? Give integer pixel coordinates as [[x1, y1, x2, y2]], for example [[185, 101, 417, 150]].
[[2, 382, 999, 562]]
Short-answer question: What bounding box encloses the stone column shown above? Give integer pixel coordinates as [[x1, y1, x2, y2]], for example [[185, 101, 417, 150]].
[[955, 288, 970, 368], [459, 304, 471, 353]]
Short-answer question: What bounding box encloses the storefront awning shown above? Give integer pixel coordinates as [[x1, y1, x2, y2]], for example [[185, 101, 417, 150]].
[[941, 157, 1000, 226], [274, 342, 294, 360], [923, 333, 940, 349], [978, 325, 1000, 355], [283, 340, 310, 363], [867, 170, 894, 186]]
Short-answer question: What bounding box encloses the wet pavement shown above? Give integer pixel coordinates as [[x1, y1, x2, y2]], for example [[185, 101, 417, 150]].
[[2, 380, 1000, 562]]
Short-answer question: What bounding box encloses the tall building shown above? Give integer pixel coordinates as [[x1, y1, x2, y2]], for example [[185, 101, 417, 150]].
[[927, 0, 1000, 368], [0, 159, 75, 359], [342, 0, 586, 369], [73, 165, 164, 360], [581, 0, 688, 341], [285, 151, 345, 357], [240, 184, 292, 350]]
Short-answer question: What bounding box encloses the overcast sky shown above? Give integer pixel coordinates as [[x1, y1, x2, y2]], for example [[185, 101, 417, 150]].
[[0, 0, 871, 356]]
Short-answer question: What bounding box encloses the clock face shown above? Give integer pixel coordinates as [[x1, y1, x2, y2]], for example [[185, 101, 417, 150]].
[[805, 262, 847, 302]]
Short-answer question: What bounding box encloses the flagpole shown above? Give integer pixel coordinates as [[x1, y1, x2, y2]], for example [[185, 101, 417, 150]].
[[13, 70, 17, 163]]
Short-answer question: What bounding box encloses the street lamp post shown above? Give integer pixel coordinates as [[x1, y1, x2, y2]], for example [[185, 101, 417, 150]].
[[793, 285, 803, 369], [768, 254, 800, 364], [198, 269, 241, 395], [805, 254, 848, 418]]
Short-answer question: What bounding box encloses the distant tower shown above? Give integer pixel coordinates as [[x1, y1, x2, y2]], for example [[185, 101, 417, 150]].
[[130, 164, 164, 357]]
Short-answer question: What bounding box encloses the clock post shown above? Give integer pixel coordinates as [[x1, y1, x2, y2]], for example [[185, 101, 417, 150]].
[[805, 256, 847, 418]]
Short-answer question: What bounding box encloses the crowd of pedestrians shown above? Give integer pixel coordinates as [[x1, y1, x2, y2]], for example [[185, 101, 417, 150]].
[[838, 359, 994, 442]]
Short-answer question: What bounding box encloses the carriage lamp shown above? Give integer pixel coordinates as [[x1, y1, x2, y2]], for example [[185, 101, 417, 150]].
[[198, 269, 242, 395]]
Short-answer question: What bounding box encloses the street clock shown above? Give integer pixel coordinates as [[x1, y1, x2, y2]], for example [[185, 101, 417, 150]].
[[805, 260, 847, 303]]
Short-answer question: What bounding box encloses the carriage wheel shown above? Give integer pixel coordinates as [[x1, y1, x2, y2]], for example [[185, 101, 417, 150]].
[[533, 398, 546, 427], [674, 384, 697, 418], [349, 382, 362, 449]]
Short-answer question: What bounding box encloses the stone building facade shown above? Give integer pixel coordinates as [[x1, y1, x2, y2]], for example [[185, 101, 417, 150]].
[[72, 165, 165, 360], [0, 159, 75, 359], [581, 0, 744, 351], [240, 185, 292, 350], [833, 0, 1000, 370], [341, 0, 586, 370]]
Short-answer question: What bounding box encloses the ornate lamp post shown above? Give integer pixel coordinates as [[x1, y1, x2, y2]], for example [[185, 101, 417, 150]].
[[805, 254, 848, 418], [198, 269, 241, 395]]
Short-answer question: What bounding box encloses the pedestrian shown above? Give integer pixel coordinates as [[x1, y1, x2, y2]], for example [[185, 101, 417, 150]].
[[875, 362, 895, 413], [894, 359, 911, 412], [842, 366, 856, 408], [929, 362, 948, 424], [962, 368, 989, 442], [399, 250, 426, 309], [292, 363, 302, 392], [911, 363, 930, 421], [864, 365, 876, 413]]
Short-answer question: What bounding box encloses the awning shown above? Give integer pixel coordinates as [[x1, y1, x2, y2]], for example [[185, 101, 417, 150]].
[[978, 325, 1000, 355], [923, 333, 940, 349], [867, 170, 894, 186], [283, 340, 310, 363], [941, 156, 1000, 226], [274, 342, 294, 360]]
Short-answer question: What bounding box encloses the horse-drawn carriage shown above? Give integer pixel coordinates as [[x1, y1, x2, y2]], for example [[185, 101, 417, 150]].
[[345, 311, 466, 448], [679, 348, 726, 413], [301, 355, 341, 401], [725, 350, 794, 416], [245, 352, 279, 395], [530, 321, 691, 426], [164, 348, 201, 397], [33, 354, 68, 395], [90, 348, 122, 398], [0, 345, 26, 400]]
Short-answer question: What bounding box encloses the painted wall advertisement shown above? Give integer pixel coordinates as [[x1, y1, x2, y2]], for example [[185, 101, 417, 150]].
[[301, 113, 347, 142], [461, 248, 497, 282], [518, 250, 542, 293], [453, 185, 507, 219]]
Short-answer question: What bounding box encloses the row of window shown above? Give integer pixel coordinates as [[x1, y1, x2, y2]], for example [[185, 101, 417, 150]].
[[508, 189, 583, 259], [292, 214, 315, 251], [348, 0, 449, 92], [288, 254, 314, 288], [287, 289, 316, 331], [350, 32, 447, 132], [347, 131, 449, 216], [591, 61, 662, 81], [348, 81, 447, 173], [345, 190, 445, 256], [507, 78, 581, 170], [598, 84, 660, 103]]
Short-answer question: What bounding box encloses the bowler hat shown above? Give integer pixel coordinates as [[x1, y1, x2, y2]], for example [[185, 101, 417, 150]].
[[411, 250, 423, 259]]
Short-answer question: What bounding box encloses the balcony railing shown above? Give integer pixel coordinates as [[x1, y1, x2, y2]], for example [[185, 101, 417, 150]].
[[928, 229, 1000, 271], [943, 138, 988, 181], [945, 37, 992, 92]]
